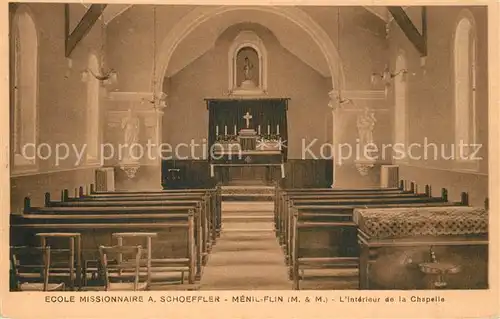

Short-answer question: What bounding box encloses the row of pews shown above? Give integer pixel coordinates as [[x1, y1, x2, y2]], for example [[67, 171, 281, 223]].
[[10, 185, 222, 291], [274, 181, 489, 290]]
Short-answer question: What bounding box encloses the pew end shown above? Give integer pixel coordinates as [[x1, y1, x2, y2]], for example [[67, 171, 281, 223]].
[[23, 197, 31, 211], [441, 188, 448, 202], [61, 189, 69, 202], [425, 185, 432, 197], [44, 192, 52, 207], [460, 192, 470, 206]]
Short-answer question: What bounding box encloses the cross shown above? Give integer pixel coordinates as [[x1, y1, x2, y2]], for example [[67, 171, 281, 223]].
[[243, 111, 253, 128]]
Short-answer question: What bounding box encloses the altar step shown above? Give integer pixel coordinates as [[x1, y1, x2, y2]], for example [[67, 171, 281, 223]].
[[222, 201, 274, 212], [221, 185, 275, 201]]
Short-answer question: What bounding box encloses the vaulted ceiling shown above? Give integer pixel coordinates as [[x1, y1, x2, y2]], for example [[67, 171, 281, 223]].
[[99, 5, 394, 25], [166, 8, 330, 77], [79, 5, 404, 78]]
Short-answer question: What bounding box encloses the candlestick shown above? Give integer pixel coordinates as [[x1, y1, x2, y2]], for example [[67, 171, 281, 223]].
[[216, 125, 219, 136], [258, 125, 261, 135], [267, 125, 270, 134], [224, 126, 227, 135], [234, 125, 237, 135], [277, 124, 280, 135]]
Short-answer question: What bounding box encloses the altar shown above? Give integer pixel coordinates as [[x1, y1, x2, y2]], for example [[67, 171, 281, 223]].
[[206, 98, 288, 185]]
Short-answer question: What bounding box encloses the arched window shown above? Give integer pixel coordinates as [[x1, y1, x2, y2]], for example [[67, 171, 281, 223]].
[[454, 13, 477, 165], [394, 50, 408, 161], [86, 54, 101, 162], [11, 6, 38, 173]]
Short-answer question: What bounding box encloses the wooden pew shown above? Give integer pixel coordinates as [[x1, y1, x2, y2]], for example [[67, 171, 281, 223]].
[[11, 217, 197, 288], [12, 204, 201, 288], [45, 193, 218, 250], [277, 192, 428, 235], [275, 187, 407, 220], [277, 190, 440, 249], [47, 188, 220, 263], [274, 184, 418, 238], [274, 180, 417, 214], [280, 187, 449, 254], [278, 186, 466, 289], [65, 188, 222, 237], [288, 200, 468, 290], [23, 202, 208, 267], [71, 185, 220, 217]]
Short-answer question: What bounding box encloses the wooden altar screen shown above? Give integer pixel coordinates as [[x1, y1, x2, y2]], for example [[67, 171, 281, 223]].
[[206, 98, 289, 185]]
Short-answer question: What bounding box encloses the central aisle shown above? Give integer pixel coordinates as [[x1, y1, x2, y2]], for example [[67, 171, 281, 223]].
[[199, 201, 292, 290]]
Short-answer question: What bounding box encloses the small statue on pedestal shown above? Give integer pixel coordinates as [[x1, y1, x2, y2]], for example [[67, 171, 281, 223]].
[[240, 56, 256, 90], [120, 108, 141, 179], [243, 57, 253, 81], [357, 107, 376, 148]]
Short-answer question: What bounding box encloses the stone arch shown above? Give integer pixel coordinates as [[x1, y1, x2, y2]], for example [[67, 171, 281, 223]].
[[152, 6, 345, 94]]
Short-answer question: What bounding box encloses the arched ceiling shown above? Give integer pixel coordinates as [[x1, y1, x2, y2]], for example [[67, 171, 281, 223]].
[[166, 8, 330, 77], [97, 4, 391, 79], [100, 5, 393, 25]]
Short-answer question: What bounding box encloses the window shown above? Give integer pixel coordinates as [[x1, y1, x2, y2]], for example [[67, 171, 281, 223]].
[[454, 13, 477, 167], [11, 7, 38, 173], [394, 50, 408, 162], [86, 54, 101, 162]]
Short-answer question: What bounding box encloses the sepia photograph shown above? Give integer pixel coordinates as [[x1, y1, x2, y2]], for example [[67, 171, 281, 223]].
[[2, 1, 498, 318]]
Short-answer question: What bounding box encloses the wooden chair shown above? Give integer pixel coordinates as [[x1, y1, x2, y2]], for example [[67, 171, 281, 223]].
[[10, 246, 65, 291], [35, 232, 82, 290], [98, 245, 148, 291], [112, 232, 190, 286]]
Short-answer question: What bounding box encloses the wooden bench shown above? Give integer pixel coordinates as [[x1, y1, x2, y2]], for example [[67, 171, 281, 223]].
[[62, 188, 222, 238], [45, 194, 217, 250], [278, 184, 468, 289], [274, 183, 422, 238], [288, 200, 468, 290], [274, 180, 418, 215], [19, 204, 205, 264], [11, 208, 199, 288], [277, 188, 444, 249]]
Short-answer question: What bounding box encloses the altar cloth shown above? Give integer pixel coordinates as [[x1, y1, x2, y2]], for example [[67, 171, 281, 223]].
[[353, 206, 488, 240]]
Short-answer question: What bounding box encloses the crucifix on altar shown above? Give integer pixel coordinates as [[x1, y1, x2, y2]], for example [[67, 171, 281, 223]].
[[238, 110, 257, 150], [243, 111, 253, 128]]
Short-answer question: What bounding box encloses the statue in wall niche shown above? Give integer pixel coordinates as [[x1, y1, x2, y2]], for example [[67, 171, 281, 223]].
[[122, 108, 140, 161], [357, 107, 376, 148], [236, 47, 258, 90], [243, 57, 253, 81]]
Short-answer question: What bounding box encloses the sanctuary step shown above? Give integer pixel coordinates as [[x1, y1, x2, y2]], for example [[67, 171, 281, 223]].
[[221, 186, 275, 202]]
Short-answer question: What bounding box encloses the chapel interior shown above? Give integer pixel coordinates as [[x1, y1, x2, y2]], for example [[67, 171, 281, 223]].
[[8, 4, 489, 291]]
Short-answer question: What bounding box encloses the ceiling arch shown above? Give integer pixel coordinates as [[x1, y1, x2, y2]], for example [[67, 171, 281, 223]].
[[151, 5, 345, 94], [167, 10, 330, 78]]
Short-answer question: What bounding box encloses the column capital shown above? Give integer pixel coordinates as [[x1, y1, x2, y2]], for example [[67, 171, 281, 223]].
[[328, 90, 349, 112]]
